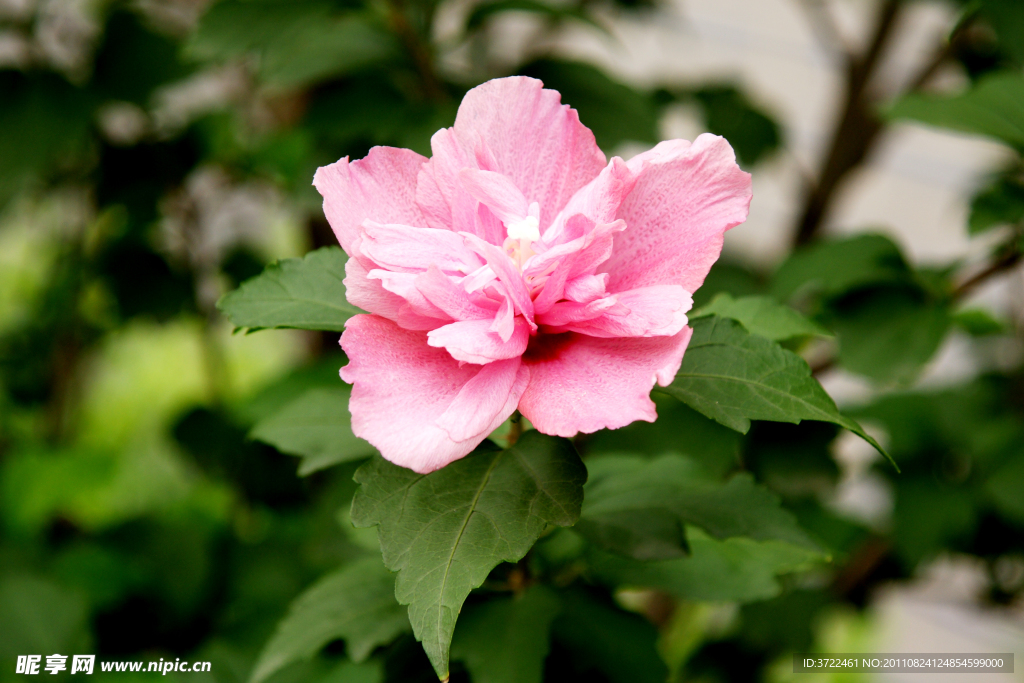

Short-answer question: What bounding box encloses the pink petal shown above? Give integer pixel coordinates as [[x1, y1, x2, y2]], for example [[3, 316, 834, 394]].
[[368, 270, 450, 322], [314, 147, 428, 255], [529, 217, 624, 314], [603, 134, 752, 294], [458, 169, 530, 226], [463, 234, 536, 326], [552, 285, 692, 338], [563, 273, 608, 303], [359, 221, 481, 275], [417, 77, 606, 236], [436, 359, 530, 443], [427, 317, 530, 364], [518, 328, 693, 437], [344, 257, 439, 330], [536, 297, 620, 328], [414, 266, 497, 321], [542, 157, 635, 244], [340, 314, 527, 473]]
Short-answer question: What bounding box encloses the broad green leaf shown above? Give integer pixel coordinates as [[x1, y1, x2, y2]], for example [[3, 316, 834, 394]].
[[235, 356, 347, 424], [693, 293, 831, 341], [585, 397, 742, 479], [587, 526, 824, 603], [250, 556, 409, 683], [250, 386, 374, 475], [969, 172, 1024, 234], [0, 72, 95, 207], [981, 0, 1024, 63], [771, 233, 911, 302], [887, 71, 1024, 150], [466, 0, 602, 33], [259, 14, 399, 90], [550, 588, 667, 683], [323, 660, 383, 683], [691, 85, 782, 167], [661, 316, 891, 464], [953, 308, 1009, 336], [450, 586, 561, 683], [217, 247, 361, 332], [0, 576, 91, 659], [986, 451, 1024, 526], [350, 431, 586, 680], [576, 454, 816, 560], [190, 0, 399, 89], [520, 60, 658, 150], [829, 286, 951, 385]]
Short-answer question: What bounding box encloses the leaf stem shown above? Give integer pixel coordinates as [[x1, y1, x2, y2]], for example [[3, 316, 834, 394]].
[[506, 412, 523, 447]]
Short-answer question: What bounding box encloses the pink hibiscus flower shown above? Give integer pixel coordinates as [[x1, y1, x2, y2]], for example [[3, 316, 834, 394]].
[[314, 76, 752, 473]]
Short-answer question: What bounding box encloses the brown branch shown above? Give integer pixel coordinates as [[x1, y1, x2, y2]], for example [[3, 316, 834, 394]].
[[386, 0, 446, 102], [953, 242, 1023, 300], [793, 5, 971, 248], [792, 0, 902, 247]]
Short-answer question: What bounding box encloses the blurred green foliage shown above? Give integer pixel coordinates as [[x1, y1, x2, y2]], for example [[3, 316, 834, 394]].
[[1, 0, 1023, 682]]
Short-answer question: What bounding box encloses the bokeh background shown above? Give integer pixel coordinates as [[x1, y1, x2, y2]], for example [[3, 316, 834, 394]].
[[1, 0, 1023, 681]]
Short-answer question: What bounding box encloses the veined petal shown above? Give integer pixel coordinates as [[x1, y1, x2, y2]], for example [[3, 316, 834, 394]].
[[340, 315, 526, 473], [463, 233, 536, 326], [417, 77, 606, 236], [344, 257, 439, 330], [427, 317, 530, 364], [603, 134, 752, 293], [314, 147, 428, 255], [359, 221, 481, 275], [458, 168, 530, 226], [519, 328, 693, 437], [542, 156, 635, 244], [414, 266, 497, 321], [553, 285, 692, 337]]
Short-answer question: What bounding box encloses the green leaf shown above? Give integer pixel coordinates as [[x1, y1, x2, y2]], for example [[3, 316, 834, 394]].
[[585, 397, 742, 479], [980, 0, 1024, 63], [350, 431, 586, 680], [250, 386, 374, 476], [519, 60, 658, 150], [986, 450, 1024, 526], [969, 172, 1024, 234], [829, 286, 952, 385], [190, 0, 399, 89], [661, 316, 891, 465], [693, 293, 831, 341], [550, 588, 667, 683], [690, 85, 782, 167], [323, 660, 384, 683], [0, 576, 91, 659], [217, 247, 362, 332], [0, 72, 95, 207], [466, 0, 602, 33], [771, 233, 912, 302], [450, 586, 561, 683], [587, 526, 824, 602], [576, 454, 816, 560], [250, 556, 409, 683], [887, 71, 1024, 150], [953, 308, 1008, 336], [259, 14, 400, 90]]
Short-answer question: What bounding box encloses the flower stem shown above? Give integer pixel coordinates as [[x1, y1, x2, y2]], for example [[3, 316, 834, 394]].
[[506, 412, 523, 447]]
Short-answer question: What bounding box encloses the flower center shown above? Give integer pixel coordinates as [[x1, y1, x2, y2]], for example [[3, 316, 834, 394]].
[[502, 203, 541, 272], [503, 216, 539, 270]]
